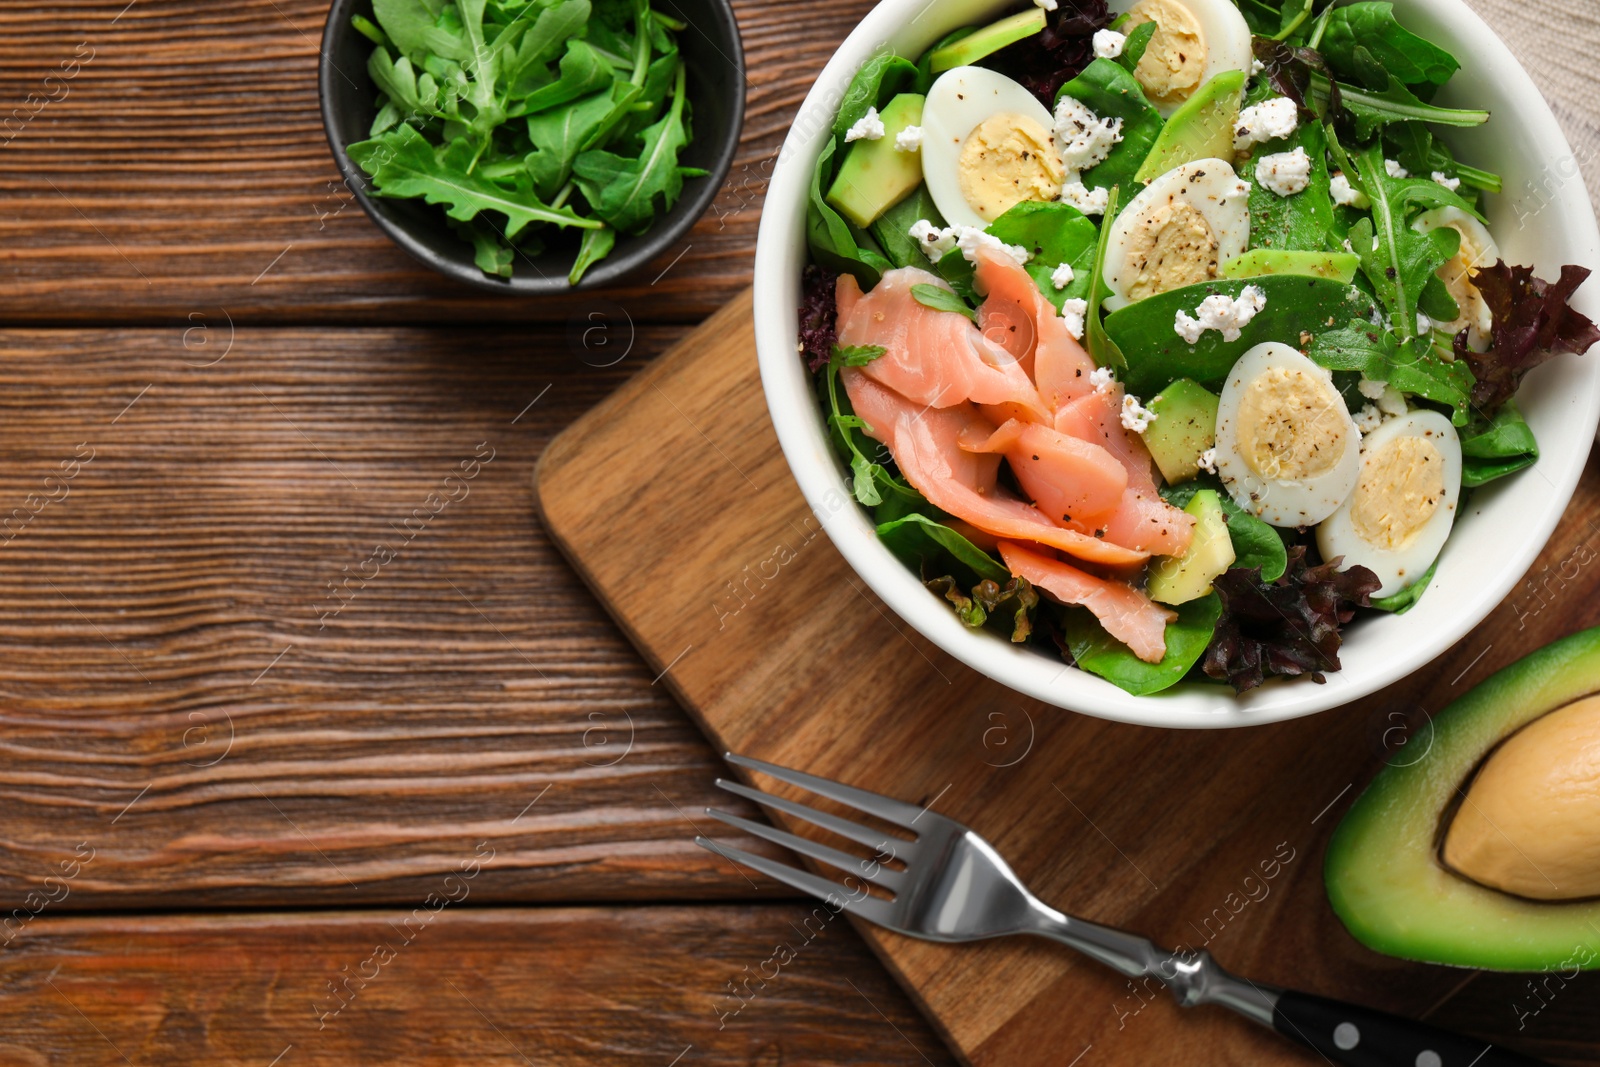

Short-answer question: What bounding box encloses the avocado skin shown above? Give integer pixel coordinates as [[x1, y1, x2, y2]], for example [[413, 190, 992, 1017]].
[[1325, 626, 1600, 972]]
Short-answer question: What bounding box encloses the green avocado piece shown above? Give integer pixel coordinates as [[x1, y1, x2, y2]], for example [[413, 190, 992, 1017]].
[[1325, 626, 1600, 972], [1146, 490, 1233, 606], [1142, 379, 1219, 484], [1133, 70, 1245, 184], [929, 8, 1045, 72], [825, 94, 926, 229], [1221, 248, 1362, 285]]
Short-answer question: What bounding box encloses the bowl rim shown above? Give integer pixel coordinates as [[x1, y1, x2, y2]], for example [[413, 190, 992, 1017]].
[[752, 0, 1600, 729], [316, 0, 746, 295]]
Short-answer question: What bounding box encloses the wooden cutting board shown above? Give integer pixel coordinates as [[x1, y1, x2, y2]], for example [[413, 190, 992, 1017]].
[[534, 290, 1600, 1066]]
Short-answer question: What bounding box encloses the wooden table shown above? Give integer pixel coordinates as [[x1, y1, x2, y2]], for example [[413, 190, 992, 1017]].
[[0, 0, 1595, 1064]]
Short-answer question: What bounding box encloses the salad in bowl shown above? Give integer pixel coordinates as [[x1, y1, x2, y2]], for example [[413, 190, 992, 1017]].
[[759, 0, 1600, 720]]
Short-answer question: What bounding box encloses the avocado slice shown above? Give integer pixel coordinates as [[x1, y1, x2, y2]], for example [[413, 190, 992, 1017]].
[[1133, 70, 1245, 184], [928, 8, 1046, 73], [1146, 489, 1233, 606], [1326, 626, 1600, 971], [1221, 248, 1362, 285], [825, 93, 926, 229], [1142, 378, 1218, 484]]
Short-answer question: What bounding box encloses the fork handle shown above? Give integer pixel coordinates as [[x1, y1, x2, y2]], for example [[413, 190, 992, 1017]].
[[1270, 989, 1554, 1067]]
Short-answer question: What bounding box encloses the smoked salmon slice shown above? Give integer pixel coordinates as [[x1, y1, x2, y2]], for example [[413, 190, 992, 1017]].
[[963, 419, 1127, 529], [844, 369, 1148, 568], [998, 541, 1176, 664], [836, 267, 1047, 417], [973, 248, 1098, 414]]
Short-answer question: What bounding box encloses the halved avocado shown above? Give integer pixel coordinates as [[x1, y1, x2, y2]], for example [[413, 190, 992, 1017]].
[[1325, 626, 1600, 971]]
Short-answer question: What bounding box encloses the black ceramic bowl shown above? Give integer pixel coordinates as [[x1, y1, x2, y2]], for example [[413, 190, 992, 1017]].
[[318, 0, 744, 293]]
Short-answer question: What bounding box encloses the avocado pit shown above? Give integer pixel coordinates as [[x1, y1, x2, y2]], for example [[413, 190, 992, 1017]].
[[1442, 694, 1600, 901]]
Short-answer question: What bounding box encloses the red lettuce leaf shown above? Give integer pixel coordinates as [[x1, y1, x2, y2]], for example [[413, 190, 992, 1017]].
[[1252, 37, 1340, 120], [991, 0, 1109, 107], [1455, 261, 1600, 411], [799, 263, 839, 373], [1202, 547, 1380, 693]]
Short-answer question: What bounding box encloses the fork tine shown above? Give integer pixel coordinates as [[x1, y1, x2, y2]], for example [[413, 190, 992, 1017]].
[[725, 753, 927, 829], [714, 778, 914, 855], [695, 837, 899, 927], [704, 807, 903, 891]]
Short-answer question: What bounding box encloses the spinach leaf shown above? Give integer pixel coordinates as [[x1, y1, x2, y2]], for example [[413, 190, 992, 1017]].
[[350, 124, 601, 237], [985, 200, 1098, 310], [870, 186, 943, 272], [1239, 116, 1334, 251], [1319, 2, 1459, 87], [878, 514, 1009, 588], [1063, 593, 1223, 696], [1161, 479, 1289, 581], [1086, 185, 1126, 374], [1116, 21, 1157, 73], [805, 137, 890, 288], [1459, 399, 1539, 485], [1104, 275, 1378, 397], [1387, 335, 1475, 425], [911, 283, 976, 320], [1369, 560, 1436, 614], [832, 53, 918, 164], [1057, 59, 1162, 193]]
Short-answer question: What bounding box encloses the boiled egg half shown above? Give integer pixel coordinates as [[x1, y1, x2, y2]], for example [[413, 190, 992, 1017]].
[[1214, 343, 1361, 528], [1102, 158, 1250, 308], [1317, 410, 1462, 598], [1109, 0, 1254, 116], [1413, 206, 1500, 350], [922, 66, 1064, 231]]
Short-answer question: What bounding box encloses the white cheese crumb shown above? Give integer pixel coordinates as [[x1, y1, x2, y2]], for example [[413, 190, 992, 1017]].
[[1342, 238, 1354, 253], [1357, 376, 1388, 400], [1089, 366, 1116, 393], [1050, 262, 1076, 289], [1234, 97, 1298, 152], [1092, 29, 1125, 59], [1197, 447, 1218, 474], [1060, 298, 1088, 339], [909, 219, 956, 263], [1256, 146, 1312, 197], [1174, 286, 1267, 344], [1251, 58, 1265, 76], [1385, 158, 1410, 179], [893, 125, 923, 152], [1054, 96, 1124, 177], [1329, 171, 1368, 208], [1377, 384, 1408, 416], [1033, 0, 1058, 10], [1432, 170, 1461, 192], [844, 107, 884, 143], [1121, 394, 1157, 434], [1059, 181, 1110, 216], [956, 226, 1030, 266], [1417, 311, 1433, 335], [1354, 404, 1383, 434]]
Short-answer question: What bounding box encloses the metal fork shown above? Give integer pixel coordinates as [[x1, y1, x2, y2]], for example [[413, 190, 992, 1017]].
[[698, 753, 1550, 1067]]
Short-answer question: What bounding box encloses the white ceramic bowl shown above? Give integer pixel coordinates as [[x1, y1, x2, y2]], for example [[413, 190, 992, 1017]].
[[753, 0, 1600, 728]]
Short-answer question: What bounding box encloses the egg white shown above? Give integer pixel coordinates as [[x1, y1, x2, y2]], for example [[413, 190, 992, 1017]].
[[921, 66, 1058, 231], [1317, 411, 1462, 598], [1214, 342, 1362, 528], [1413, 206, 1501, 347], [1108, 0, 1254, 116], [1102, 158, 1250, 309]]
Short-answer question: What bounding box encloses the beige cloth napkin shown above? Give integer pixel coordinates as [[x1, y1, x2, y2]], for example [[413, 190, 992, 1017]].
[[1466, 0, 1600, 214]]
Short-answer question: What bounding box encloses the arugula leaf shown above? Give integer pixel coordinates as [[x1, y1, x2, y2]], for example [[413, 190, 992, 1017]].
[[1063, 594, 1222, 696], [818, 360, 932, 514], [349, 124, 601, 237], [374, 0, 449, 58], [1314, 72, 1487, 139], [1319, 2, 1459, 87], [568, 224, 615, 284], [1350, 144, 1461, 342], [524, 84, 636, 198], [572, 63, 699, 234], [514, 39, 613, 115], [448, 215, 515, 277], [910, 284, 975, 320]]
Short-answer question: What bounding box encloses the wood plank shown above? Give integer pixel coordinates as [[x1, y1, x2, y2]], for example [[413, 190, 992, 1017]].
[[0, 904, 955, 1065], [0, 323, 794, 907], [535, 292, 1600, 1067], [0, 0, 875, 325], [0, 0, 1592, 326]]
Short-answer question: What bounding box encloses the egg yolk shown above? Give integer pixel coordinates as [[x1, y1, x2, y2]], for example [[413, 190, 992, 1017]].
[[1349, 435, 1444, 550], [956, 113, 1064, 222], [1124, 198, 1220, 301], [1126, 0, 1208, 107], [1235, 368, 1348, 481]]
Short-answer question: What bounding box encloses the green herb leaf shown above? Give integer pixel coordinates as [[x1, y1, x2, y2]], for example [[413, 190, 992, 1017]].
[[349, 124, 601, 237], [910, 283, 976, 320], [832, 343, 887, 366], [1116, 21, 1157, 73], [1350, 143, 1463, 342]]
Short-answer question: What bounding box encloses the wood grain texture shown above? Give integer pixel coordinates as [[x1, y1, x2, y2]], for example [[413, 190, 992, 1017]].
[[0, 0, 1592, 327], [0, 904, 954, 1065], [536, 295, 1600, 1067], [0, 323, 798, 908]]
